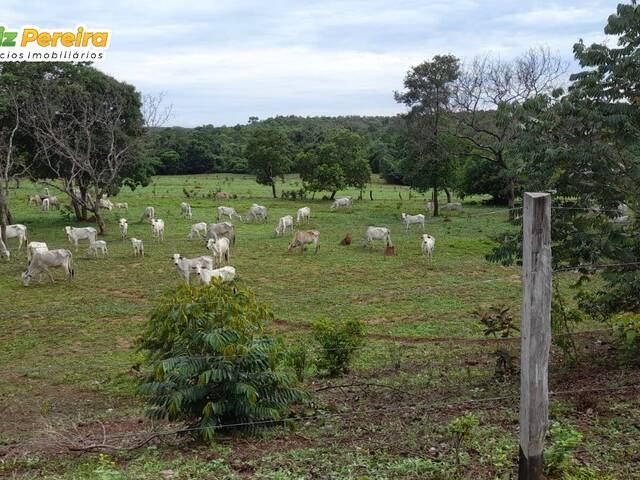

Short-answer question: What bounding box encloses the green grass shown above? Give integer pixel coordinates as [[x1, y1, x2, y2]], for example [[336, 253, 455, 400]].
[[0, 174, 638, 479]]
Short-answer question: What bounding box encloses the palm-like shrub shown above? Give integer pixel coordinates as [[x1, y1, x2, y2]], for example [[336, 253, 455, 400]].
[[137, 283, 305, 440]]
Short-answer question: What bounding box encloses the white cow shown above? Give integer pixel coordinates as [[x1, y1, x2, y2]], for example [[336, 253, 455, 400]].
[[131, 238, 144, 257], [118, 218, 128, 240], [87, 240, 108, 257], [41, 197, 50, 212], [151, 218, 165, 242], [187, 222, 207, 240], [275, 215, 294, 236], [195, 265, 236, 285], [245, 204, 268, 223], [206, 237, 230, 266], [99, 197, 114, 211], [22, 249, 74, 286], [26, 241, 48, 262], [28, 194, 42, 206], [364, 226, 392, 248], [401, 213, 425, 231], [217, 206, 242, 222], [64, 226, 97, 252], [180, 202, 192, 219], [6, 224, 28, 250], [46, 196, 61, 210], [114, 202, 129, 211], [441, 202, 463, 212], [331, 197, 352, 211], [140, 206, 155, 223], [288, 230, 320, 254], [421, 234, 436, 261], [296, 207, 311, 224], [204, 222, 235, 245], [172, 253, 214, 283], [0, 237, 9, 260]]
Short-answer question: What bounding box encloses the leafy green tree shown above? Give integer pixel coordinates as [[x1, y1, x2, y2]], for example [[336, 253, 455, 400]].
[[394, 55, 460, 215], [137, 283, 306, 440], [245, 128, 291, 198]]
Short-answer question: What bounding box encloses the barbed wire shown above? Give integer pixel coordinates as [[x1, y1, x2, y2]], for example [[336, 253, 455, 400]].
[[553, 261, 640, 273]]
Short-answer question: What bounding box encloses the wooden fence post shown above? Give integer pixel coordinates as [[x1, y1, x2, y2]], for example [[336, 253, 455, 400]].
[[519, 192, 552, 480]]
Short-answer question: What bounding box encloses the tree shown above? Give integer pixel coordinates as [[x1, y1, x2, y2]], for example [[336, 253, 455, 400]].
[[394, 54, 460, 216], [452, 48, 567, 208], [245, 128, 291, 198], [22, 64, 147, 234], [0, 84, 23, 244]]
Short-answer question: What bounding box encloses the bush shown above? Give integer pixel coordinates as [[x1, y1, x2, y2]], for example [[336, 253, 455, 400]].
[[287, 344, 310, 382], [473, 304, 518, 379], [312, 317, 365, 376], [544, 423, 583, 477], [137, 284, 306, 440]]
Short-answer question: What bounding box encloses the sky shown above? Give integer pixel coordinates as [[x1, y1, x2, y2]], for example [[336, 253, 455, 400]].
[[0, 1, 620, 126]]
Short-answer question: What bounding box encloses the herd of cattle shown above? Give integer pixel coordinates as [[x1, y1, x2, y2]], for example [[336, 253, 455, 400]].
[[0, 194, 439, 287]]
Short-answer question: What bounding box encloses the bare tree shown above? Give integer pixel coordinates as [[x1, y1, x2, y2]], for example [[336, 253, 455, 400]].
[[452, 47, 568, 210], [0, 87, 25, 244], [142, 91, 172, 129]]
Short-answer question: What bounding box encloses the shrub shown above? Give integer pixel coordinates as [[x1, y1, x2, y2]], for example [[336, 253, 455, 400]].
[[137, 284, 306, 440], [473, 304, 518, 379], [312, 317, 365, 376], [551, 280, 584, 365], [287, 344, 310, 382], [544, 423, 583, 476], [447, 412, 478, 466]]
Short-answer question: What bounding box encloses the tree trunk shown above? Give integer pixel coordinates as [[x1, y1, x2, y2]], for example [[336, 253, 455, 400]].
[[433, 187, 439, 217], [94, 205, 107, 235], [444, 187, 452, 204], [330, 191, 337, 200], [0, 191, 8, 244], [507, 179, 516, 220], [369, 190, 373, 200], [15, 178, 20, 189], [271, 181, 277, 199], [80, 185, 89, 221], [358, 189, 363, 200]]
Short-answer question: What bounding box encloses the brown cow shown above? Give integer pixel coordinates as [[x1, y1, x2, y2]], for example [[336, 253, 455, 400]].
[[384, 245, 396, 258], [288, 230, 320, 254], [340, 233, 352, 246]]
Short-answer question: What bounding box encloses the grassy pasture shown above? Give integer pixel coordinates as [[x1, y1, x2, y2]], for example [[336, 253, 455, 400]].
[[0, 174, 638, 479]]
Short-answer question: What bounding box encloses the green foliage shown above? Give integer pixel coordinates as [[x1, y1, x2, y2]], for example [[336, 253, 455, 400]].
[[544, 423, 583, 477], [611, 314, 640, 361], [287, 344, 310, 383], [245, 128, 292, 198], [473, 304, 518, 378], [312, 317, 365, 376], [446, 412, 478, 466], [551, 281, 584, 365], [137, 283, 306, 440]]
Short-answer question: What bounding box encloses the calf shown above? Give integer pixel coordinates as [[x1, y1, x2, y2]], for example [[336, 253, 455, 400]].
[[65, 226, 97, 252], [140, 206, 155, 223], [27, 194, 42, 206], [172, 253, 214, 283], [421, 234, 436, 262], [340, 233, 352, 246], [274, 215, 293, 236], [47, 196, 61, 210], [118, 218, 128, 240], [22, 249, 74, 286], [331, 197, 352, 211], [195, 264, 236, 285], [151, 218, 165, 242], [187, 222, 207, 240], [288, 230, 320, 254], [131, 238, 144, 257], [41, 197, 50, 212], [384, 245, 396, 258], [401, 213, 425, 231], [87, 240, 108, 257], [206, 237, 230, 266], [204, 222, 235, 245], [180, 202, 192, 219], [26, 241, 48, 262], [114, 202, 129, 210], [217, 206, 242, 222], [296, 207, 311, 224], [364, 226, 392, 248]]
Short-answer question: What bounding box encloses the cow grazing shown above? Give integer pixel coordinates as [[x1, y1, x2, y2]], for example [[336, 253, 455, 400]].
[[296, 206, 311, 224], [421, 234, 436, 261], [215, 191, 230, 200], [64, 226, 97, 252], [441, 202, 463, 212], [401, 213, 425, 231], [195, 265, 236, 285], [180, 202, 192, 219], [27, 194, 42, 206], [187, 222, 207, 240], [114, 202, 129, 211], [331, 197, 352, 211], [118, 218, 128, 240], [172, 253, 214, 283], [364, 226, 392, 248], [245, 204, 268, 223], [6, 224, 28, 250], [204, 222, 235, 245], [140, 206, 155, 223], [217, 206, 242, 222], [340, 233, 352, 246], [151, 218, 165, 242], [46, 196, 61, 210], [22, 249, 74, 286], [41, 197, 50, 212], [87, 240, 108, 257], [206, 237, 230, 266], [26, 241, 48, 262], [288, 230, 320, 254], [131, 238, 144, 257], [275, 215, 294, 236], [99, 197, 114, 211]]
